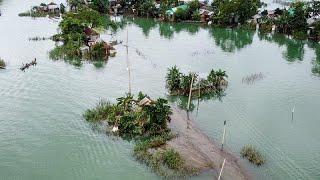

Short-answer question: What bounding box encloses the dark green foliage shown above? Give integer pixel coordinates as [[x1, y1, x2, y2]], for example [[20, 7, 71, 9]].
[[171, 0, 201, 21], [191, 11, 201, 21], [0, 58, 6, 68], [90, 0, 109, 13], [84, 93, 172, 138], [211, 0, 261, 25], [166, 66, 182, 92], [241, 145, 265, 166], [49, 42, 82, 60], [60, 3, 66, 14], [275, 2, 308, 35], [188, 0, 200, 12], [88, 42, 107, 60], [174, 8, 189, 21], [293, 31, 308, 40]]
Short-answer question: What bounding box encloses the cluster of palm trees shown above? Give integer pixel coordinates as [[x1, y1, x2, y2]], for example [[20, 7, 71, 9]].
[[166, 66, 228, 97]]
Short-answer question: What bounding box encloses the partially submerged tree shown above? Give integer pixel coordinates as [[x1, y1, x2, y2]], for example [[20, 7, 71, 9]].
[[166, 66, 228, 97], [0, 58, 6, 69]]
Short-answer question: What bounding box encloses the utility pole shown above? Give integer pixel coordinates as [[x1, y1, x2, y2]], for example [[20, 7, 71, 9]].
[[126, 27, 131, 95], [218, 158, 226, 180], [292, 105, 295, 121], [196, 80, 201, 118], [187, 73, 195, 111], [221, 120, 226, 150]]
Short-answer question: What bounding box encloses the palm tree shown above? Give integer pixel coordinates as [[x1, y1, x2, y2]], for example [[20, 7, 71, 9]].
[[215, 69, 228, 86], [116, 94, 135, 111], [180, 73, 196, 95], [207, 69, 217, 87], [166, 66, 182, 92]]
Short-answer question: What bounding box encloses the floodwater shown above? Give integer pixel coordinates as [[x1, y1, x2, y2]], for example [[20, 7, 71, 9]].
[[1, 0, 320, 179]]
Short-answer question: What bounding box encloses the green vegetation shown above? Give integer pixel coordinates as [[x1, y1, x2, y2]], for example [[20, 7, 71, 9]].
[[84, 93, 196, 177], [84, 93, 171, 138], [166, 66, 228, 97], [275, 2, 308, 38], [0, 58, 6, 69], [49, 6, 120, 64], [172, 0, 201, 22], [211, 0, 262, 25], [241, 145, 265, 166]]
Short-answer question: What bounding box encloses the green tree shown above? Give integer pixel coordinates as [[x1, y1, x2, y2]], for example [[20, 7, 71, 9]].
[[90, 0, 109, 13], [166, 66, 182, 92], [212, 0, 261, 25], [60, 3, 66, 14]]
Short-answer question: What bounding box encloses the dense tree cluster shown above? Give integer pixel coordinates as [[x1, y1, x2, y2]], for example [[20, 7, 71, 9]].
[[166, 66, 228, 97], [211, 0, 261, 25]]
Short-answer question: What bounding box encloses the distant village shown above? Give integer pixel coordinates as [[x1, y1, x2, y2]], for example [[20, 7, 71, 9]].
[[15, 0, 320, 64]]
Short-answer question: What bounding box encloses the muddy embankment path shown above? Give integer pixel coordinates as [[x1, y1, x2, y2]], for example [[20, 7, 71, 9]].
[[168, 107, 250, 180]]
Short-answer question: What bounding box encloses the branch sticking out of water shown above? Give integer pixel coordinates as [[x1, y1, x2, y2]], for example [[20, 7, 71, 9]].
[[242, 72, 264, 85]]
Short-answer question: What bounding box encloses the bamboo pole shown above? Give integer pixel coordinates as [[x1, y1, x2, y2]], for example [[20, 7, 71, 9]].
[[221, 120, 226, 150], [187, 73, 195, 111], [218, 158, 226, 180]]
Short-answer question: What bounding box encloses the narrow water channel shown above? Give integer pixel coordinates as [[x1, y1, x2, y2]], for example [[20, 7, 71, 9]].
[[0, 0, 320, 179]]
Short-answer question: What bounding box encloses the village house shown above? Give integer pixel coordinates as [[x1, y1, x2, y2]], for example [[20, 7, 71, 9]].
[[199, 8, 214, 23], [47, 2, 60, 13], [84, 27, 100, 46]]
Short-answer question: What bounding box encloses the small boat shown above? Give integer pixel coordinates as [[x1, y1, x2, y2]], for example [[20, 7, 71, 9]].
[[20, 59, 37, 71]]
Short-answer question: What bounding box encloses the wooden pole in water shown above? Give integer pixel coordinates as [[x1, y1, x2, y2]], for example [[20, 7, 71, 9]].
[[218, 158, 226, 180], [196, 81, 201, 117], [221, 120, 226, 150], [187, 73, 195, 111], [292, 105, 295, 121]]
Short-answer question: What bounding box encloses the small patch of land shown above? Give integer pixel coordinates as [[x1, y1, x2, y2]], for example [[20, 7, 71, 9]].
[[168, 107, 249, 180]]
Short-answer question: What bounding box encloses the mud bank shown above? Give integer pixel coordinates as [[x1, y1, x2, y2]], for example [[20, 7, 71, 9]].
[[168, 107, 250, 180]]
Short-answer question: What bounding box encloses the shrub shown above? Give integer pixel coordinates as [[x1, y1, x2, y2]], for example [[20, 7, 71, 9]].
[[163, 148, 184, 169], [293, 31, 308, 40], [88, 42, 107, 60], [191, 11, 200, 21], [83, 101, 114, 122], [188, 0, 200, 12], [241, 145, 265, 166], [174, 8, 189, 21]]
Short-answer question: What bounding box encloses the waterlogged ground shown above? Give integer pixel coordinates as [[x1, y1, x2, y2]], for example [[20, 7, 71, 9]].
[[1, 0, 320, 179]]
